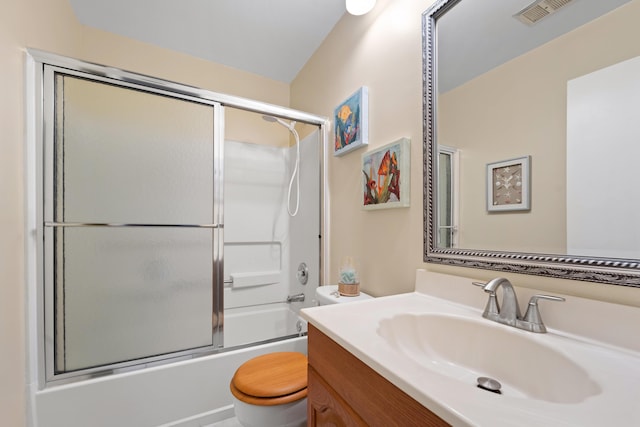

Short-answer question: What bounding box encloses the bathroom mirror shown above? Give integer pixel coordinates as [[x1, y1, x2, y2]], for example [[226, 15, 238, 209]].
[[423, 0, 640, 287]]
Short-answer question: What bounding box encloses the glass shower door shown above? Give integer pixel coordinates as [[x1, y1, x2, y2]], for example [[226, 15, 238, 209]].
[[45, 70, 223, 378]]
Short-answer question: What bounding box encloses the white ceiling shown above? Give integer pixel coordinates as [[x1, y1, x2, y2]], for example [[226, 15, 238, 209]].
[[68, 0, 347, 83]]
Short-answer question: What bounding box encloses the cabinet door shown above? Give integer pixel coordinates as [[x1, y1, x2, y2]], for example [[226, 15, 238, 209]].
[[307, 325, 451, 427], [308, 366, 367, 427]]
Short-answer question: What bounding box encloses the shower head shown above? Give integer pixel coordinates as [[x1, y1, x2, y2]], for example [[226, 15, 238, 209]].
[[262, 115, 296, 131]]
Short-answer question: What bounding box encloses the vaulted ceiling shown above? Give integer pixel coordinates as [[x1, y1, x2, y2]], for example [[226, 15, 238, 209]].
[[69, 0, 347, 83]]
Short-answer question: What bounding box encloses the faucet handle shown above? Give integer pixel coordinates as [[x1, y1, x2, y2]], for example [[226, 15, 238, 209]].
[[523, 294, 565, 332], [472, 281, 500, 317]]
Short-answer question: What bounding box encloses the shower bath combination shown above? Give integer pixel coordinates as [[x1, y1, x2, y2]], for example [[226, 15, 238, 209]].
[[263, 115, 301, 217], [27, 49, 326, 427]]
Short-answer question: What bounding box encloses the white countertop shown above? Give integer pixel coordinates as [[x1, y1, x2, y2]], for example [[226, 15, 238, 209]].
[[301, 270, 640, 427]]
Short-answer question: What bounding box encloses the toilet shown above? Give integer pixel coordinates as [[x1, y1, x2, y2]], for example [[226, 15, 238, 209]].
[[315, 284, 374, 305], [229, 285, 373, 427], [230, 351, 308, 427]]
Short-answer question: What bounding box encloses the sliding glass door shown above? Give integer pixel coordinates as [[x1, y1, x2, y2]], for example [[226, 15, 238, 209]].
[[43, 68, 223, 380]]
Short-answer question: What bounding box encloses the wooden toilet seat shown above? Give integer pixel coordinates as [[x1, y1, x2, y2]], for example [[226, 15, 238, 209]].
[[230, 352, 308, 406]]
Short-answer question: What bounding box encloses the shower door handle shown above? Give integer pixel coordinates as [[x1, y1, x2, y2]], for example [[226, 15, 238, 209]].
[[44, 222, 223, 229]]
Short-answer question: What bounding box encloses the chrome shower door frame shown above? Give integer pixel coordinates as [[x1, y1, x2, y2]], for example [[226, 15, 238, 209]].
[[27, 49, 330, 387]]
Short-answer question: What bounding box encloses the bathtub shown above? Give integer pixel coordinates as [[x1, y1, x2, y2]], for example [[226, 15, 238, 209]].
[[33, 321, 308, 427], [224, 302, 308, 348]]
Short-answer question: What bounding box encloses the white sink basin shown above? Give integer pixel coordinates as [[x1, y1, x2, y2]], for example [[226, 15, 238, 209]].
[[378, 313, 601, 403]]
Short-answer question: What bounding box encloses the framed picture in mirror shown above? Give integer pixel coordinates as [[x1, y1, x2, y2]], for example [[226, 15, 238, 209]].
[[486, 156, 530, 212]]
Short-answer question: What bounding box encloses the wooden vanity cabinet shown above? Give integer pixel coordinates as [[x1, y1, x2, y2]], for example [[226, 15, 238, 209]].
[[307, 324, 450, 427]]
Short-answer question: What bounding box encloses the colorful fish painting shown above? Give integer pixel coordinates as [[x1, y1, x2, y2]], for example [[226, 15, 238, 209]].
[[334, 87, 368, 156], [362, 138, 410, 210]]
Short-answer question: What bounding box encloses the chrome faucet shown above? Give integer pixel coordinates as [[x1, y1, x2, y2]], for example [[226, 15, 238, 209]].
[[473, 278, 565, 333], [483, 277, 522, 325], [286, 293, 305, 303]]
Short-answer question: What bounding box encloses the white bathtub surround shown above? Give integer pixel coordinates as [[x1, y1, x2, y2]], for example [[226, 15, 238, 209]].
[[301, 270, 640, 426], [223, 136, 320, 313]]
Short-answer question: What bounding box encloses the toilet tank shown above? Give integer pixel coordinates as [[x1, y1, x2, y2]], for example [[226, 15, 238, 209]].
[[315, 285, 373, 305]]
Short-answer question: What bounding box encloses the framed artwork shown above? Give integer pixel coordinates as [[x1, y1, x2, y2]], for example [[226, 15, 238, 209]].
[[362, 138, 410, 210], [486, 155, 531, 212], [334, 87, 368, 156]]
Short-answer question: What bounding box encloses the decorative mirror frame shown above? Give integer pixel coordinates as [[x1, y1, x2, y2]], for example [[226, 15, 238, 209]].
[[422, 0, 640, 288]]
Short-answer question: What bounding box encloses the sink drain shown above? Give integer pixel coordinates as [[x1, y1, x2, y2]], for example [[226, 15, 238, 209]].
[[477, 376, 502, 394]]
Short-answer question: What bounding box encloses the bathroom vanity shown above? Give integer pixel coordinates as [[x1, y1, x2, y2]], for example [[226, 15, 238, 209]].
[[300, 270, 640, 426], [307, 324, 447, 426]]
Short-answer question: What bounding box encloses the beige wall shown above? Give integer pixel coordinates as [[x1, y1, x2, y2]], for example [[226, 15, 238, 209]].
[[439, 0, 640, 254], [292, 0, 430, 297], [0, 1, 290, 425], [292, 0, 640, 306]]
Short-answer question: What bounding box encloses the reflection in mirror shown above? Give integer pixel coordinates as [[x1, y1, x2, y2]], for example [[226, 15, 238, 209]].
[[423, 0, 640, 286], [437, 145, 458, 248]]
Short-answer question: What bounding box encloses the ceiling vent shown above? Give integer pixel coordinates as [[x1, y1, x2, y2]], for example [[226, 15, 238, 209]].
[[514, 0, 574, 25]]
